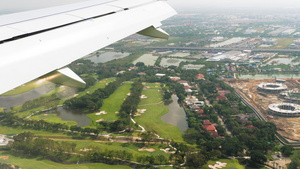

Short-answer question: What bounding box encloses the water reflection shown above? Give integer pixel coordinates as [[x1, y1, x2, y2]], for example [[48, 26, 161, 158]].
[[0, 83, 55, 109], [56, 107, 90, 127], [161, 95, 188, 133], [87, 52, 130, 63]]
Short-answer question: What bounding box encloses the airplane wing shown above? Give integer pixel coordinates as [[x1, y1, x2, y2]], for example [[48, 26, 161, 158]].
[[0, 0, 176, 95]]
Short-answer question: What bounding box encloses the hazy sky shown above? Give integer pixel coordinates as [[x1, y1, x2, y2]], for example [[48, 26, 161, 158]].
[[1, 0, 300, 14]]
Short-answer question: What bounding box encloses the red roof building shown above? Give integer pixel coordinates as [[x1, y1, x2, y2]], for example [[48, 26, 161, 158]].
[[196, 73, 205, 80], [203, 119, 212, 126]]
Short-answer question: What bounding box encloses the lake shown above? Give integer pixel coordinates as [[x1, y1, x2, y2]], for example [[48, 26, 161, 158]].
[[161, 95, 188, 133]]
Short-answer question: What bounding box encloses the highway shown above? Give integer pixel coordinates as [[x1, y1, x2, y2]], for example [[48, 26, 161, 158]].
[[147, 46, 300, 53]]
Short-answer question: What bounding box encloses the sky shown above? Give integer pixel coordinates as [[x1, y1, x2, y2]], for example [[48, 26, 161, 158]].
[[1, 0, 300, 14]]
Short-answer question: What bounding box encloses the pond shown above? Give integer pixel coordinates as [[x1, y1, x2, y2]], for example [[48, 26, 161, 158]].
[[160, 58, 196, 67], [55, 107, 91, 127], [86, 52, 130, 63], [133, 54, 159, 66], [239, 74, 300, 79], [161, 95, 188, 133]]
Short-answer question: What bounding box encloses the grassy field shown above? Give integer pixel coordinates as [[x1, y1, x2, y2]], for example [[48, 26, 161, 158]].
[[0, 151, 130, 169], [134, 85, 183, 142], [1, 80, 49, 96], [53, 139, 170, 159], [87, 82, 132, 125], [30, 113, 77, 126], [0, 124, 71, 138], [272, 38, 295, 49]]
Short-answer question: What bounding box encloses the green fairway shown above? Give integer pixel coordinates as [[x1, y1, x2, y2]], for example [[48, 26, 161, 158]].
[[30, 113, 77, 126], [143, 82, 162, 89], [134, 86, 183, 141], [53, 139, 170, 159], [0, 151, 130, 169], [87, 82, 132, 125]]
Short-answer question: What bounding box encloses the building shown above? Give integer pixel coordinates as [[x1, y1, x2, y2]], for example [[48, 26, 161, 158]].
[[155, 73, 166, 77], [257, 83, 288, 93], [202, 120, 219, 138], [262, 38, 278, 45], [268, 103, 300, 117], [196, 73, 205, 80]]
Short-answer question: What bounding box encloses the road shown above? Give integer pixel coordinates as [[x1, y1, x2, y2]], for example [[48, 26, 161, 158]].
[[147, 46, 300, 53]]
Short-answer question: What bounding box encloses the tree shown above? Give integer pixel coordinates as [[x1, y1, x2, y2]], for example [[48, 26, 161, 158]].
[[135, 62, 145, 67], [281, 145, 295, 157], [250, 150, 267, 164], [186, 153, 207, 168]]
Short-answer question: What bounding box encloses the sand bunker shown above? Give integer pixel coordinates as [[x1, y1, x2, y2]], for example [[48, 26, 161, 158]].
[[0, 156, 9, 160], [115, 111, 119, 114], [140, 95, 148, 99], [96, 119, 104, 122], [160, 148, 175, 154], [80, 148, 92, 152], [73, 94, 78, 97], [138, 147, 155, 152], [127, 93, 131, 96], [137, 109, 147, 113], [134, 113, 141, 116], [95, 111, 107, 115], [208, 161, 227, 169], [44, 114, 48, 116], [146, 86, 151, 89]]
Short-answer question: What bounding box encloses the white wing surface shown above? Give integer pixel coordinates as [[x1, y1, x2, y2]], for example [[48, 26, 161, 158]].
[[0, 0, 176, 95]]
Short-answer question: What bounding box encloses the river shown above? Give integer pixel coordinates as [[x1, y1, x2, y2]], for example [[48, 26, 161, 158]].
[[161, 95, 188, 133]]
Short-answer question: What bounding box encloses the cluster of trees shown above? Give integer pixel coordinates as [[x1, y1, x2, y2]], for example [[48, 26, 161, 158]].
[[120, 82, 143, 116], [162, 87, 172, 101], [20, 94, 59, 112], [64, 72, 136, 110], [289, 150, 300, 169], [136, 154, 169, 165]]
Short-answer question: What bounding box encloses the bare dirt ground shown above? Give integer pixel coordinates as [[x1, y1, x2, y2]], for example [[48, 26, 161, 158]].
[[225, 78, 300, 142], [0, 156, 9, 160]]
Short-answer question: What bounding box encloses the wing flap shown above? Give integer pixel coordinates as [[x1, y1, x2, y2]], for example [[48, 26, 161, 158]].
[[0, 0, 176, 95]]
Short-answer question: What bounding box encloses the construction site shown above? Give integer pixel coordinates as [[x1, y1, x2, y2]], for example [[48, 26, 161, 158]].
[[225, 78, 300, 142]]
